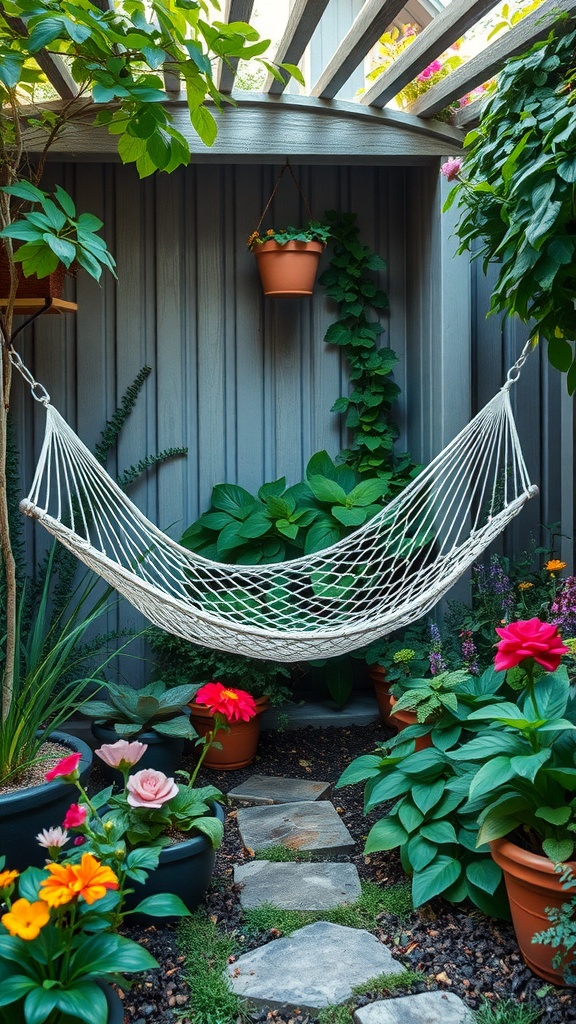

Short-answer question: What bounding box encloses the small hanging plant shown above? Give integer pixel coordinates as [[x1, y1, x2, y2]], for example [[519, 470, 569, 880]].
[[444, 21, 576, 390]]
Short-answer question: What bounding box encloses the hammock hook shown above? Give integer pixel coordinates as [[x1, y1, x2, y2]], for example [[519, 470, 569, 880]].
[[503, 338, 534, 389], [8, 345, 50, 405]]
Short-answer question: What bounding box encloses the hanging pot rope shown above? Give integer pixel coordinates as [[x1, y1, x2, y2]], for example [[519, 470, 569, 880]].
[[255, 159, 314, 235]]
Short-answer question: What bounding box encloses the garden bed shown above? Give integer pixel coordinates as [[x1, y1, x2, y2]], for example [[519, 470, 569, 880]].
[[119, 722, 576, 1023]]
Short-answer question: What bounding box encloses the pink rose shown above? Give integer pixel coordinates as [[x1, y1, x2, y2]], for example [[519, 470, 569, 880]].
[[45, 752, 82, 782], [126, 769, 178, 809], [417, 59, 442, 81], [95, 739, 148, 770], [63, 803, 87, 829], [494, 618, 569, 673], [440, 158, 463, 182]]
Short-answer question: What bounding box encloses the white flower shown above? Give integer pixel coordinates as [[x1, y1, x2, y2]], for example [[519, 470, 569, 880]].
[[36, 826, 70, 850]]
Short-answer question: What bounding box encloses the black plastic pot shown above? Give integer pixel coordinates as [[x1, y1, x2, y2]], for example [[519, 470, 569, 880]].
[[91, 722, 184, 783], [124, 802, 225, 914], [0, 731, 93, 871], [101, 981, 124, 1024]]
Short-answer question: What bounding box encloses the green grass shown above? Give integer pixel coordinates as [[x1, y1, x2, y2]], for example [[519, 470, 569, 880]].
[[242, 879, 413, 941], [178, 913, 245, 1024], [316, 969, 425, 1024], [474, 999, 542, 1024], [254, 844, 315, 862]]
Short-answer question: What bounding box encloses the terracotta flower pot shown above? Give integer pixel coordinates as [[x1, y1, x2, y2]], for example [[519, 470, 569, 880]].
[[368, 666, 395, 727], [389, 696, 433, 752], [189, 695, 269, 770], [254, 240, 323, 296], [490, 837, 576, 985]]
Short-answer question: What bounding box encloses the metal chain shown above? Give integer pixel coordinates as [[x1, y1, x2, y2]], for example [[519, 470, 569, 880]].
[[8, 345, 50, 404], [504, 338, 535, 388]]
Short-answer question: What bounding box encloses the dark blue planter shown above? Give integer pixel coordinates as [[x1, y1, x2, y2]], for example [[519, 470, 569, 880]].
[[0, 732, 93, 871], [91, 722, 184, 784], [124, 801, 225, 914]]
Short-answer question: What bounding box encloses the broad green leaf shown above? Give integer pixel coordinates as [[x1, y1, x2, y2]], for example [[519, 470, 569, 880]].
[[412, 778, 445, 814], [412, 855, 461, 907], [130, 893, 191, 917], [469, 756, 515, 798], [54, 983, 108, 1024], [191, 106, 217, 146], [398, 799, 424, 834], [535, 805, 572, 826], [466, 858, 501, 894], [542, 837, 574, 861], [407, 835, 438, 871], [364, 816, 408, 853], [307, 475, 348, 505], [420, 820, 458, 845]]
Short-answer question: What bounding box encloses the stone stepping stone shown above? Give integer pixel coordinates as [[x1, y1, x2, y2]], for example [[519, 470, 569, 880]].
[[227, 921, 404, 1011], [234, 860, 361, 909], [237, 800, 355, 858], [227, 774, 332, 806], [353, 992, 474, 1024]]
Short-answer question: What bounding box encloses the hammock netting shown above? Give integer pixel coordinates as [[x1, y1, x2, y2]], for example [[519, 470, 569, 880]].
[[19, 371, 537, 661]]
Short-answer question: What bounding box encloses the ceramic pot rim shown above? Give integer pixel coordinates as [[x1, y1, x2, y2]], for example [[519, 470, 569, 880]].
[[254, 240, 324, 255], [490, 836, 576, 875], [0, 731, 92, 808]]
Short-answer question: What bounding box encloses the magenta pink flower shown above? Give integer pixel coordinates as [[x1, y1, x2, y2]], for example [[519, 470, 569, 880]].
[[194, 682, 257, 723], [440, 158, 463, 182], [62, 803, 87, 829], [494, 618, 570, 673], [126, 769, 178, 809], [95, 739, 148, 770], [417, 59, 442, 81], [45, 752, 82, 782], [74, 837, 86, 847]]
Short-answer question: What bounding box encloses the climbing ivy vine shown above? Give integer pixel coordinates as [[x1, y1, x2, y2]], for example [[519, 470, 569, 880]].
[[320, 212, 419, 492]]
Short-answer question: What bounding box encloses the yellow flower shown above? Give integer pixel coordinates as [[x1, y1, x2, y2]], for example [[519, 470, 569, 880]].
[[0, 869, 19, 889], [1, 898, 50, 940], [545, 560, 566, 573], [40, 854, 119, 908], [518, 582, 534, 591]]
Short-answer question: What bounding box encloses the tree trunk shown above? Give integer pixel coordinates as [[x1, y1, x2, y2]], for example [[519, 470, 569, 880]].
[[0, 338, 16, 721]]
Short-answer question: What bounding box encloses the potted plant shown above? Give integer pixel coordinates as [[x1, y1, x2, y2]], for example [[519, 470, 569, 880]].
[[189, 681, 263, 770], [443, 22, 576, 391], [451, 618, 576, 984], [0, 751, 192, 1024], [80, 678, 199, 781], [389, 668, 471, 747], [247, 221, 331, 296], [363, 634, 430, 725]]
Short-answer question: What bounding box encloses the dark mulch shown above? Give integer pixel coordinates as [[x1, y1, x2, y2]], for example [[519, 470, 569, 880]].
[[121, 723, 575, 1023]]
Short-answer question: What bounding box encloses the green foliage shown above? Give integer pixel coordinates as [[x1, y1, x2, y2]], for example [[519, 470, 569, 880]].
[[146, 627, 292, 706], [253, 844, 315, 862], [474, 998, 542, 1024], [317, 970, 426, 1024], [319, 212, 419, 487], [80, 678, 199, 739], [363, 632, 430, 682], [337, 667, 512, 916], [391, 669, 471, 723], [459, 665, 576, 861], [0, 181, 116, 282], [247, 220, 331, 249], [178, 913, 242, 1024], [533, 863, 576, 985], [241, 880, 413, 941], [446, 23, 576, 391]]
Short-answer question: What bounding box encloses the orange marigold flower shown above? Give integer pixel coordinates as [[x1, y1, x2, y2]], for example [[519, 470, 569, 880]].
[[545, 560, 566, 573], [40, 853, 118, 907], [0, 869, 19, 889], [1, 898, 50, 940]]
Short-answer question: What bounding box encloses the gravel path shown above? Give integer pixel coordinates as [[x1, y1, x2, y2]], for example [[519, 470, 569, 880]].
[[121, 722, 575, 1023]]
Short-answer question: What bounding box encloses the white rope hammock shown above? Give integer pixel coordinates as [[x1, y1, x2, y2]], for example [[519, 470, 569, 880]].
[[16, 345, 537, 661]]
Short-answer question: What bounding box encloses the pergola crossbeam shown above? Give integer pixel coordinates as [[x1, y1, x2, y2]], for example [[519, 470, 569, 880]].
[[410, 0, 576, 117], [264, 0, 330, 95], [360, 0, 496, 109], [311, 0, 408, 100]]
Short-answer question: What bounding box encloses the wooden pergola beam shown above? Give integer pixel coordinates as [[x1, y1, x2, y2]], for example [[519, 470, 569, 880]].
[[360, 0, 496, 109], [215, 0, 255, 94], [411, 0, 576, 117], [310, 0, 408, 100], [264, 0, 330, 95]]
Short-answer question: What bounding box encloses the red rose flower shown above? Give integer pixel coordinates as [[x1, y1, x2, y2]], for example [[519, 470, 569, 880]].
[[194, 682, 257, 723], [494, 618, 569, 673], [45, 752, 82, 782], [62, 803, 87, 829]]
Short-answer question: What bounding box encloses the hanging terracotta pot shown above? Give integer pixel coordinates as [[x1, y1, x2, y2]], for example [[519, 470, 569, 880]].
[[368, 666, 395, 727], [188, 695, 269, 770], [490, 837, 575, 985], [254, 240, 323, 296], [389, 696, 432, 752]]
